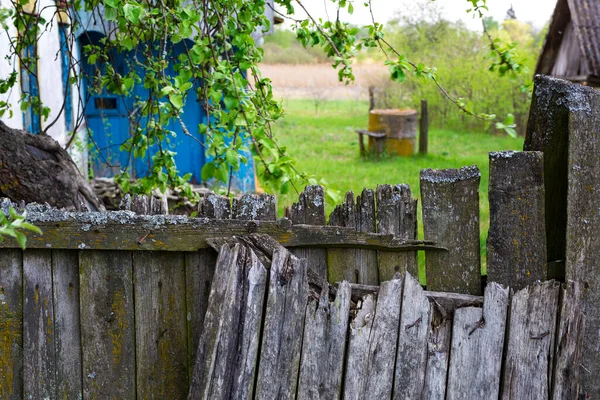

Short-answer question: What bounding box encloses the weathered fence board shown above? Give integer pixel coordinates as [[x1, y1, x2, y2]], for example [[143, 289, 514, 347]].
[[328, 191, 357, 283], [355, 189, 379, 284], [422, 306, 452, 400], [198, 193, 231, 219], [0, 249, 23, 400], [421, 166, 481, 294], [393, 272, 431, 399], [502, 281, 560, 399], [23, 250, 56, 400], [232, 194, 277, 221], [79, 250, 136, 399], [52, 250, 82, 399], [446, 282, 509, 399], [487, 151, 547, 289], [255, 247, 308, 399], [287, 185, 328, 279], [376, 184, 418, 281], [134, 251, 188, 399]]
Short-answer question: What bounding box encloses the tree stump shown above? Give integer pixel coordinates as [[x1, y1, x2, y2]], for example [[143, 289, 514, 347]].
[[368, 109, 417, 156]]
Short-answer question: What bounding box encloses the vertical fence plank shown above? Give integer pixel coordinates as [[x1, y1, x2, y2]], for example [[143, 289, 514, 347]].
[[232, 193, 277, 221], [422, 306, 452, 400], [134, 251, 188, 399], [502, 281, 561, 399], [446, 282, 509, 399], [393, 272, 431, 399], [563, 81, 600, 397], [52, 250, 82, 399], [552, 281, 585, 400], [487, 151, 547, 289], [0, 249, 23, 400], [421, 166, 481, 294], [356, 188, 379, 285], [80, 250, 136, 399], [198, 192, 231, 219], [23, 250, 56, 399], [255, 248, 308, 400], [297, 281, 351, 400], [376, 184, 418, 281], [287, 185, 328, 279], [328, 191, 357, 283]]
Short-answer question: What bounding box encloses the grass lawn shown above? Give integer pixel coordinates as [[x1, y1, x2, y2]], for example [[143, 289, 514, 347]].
[[267, 99, 524, 279]]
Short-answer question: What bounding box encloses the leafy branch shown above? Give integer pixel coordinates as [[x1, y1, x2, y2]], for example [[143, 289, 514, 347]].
[[0, 207, 42, 249]]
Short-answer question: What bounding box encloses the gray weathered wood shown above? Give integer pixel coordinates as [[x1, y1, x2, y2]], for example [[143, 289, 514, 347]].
[[421, 166, 481, 295], [23, 250, 56, 399], [487, 151, 547, 289], [0, 249, 23, 400], [134, 251, 188, 399], [446, 282, 509, 399], [80, 250, 136, 399], [198, 193, 231, 219], [185, 249, 217, 381], [298, 281, 351, 400], [188, 243, 244, 400], [231, 249, 268, 400], [502, 280, 561, 400], [393, 272, 432, 399], [232, 193, 277, 220], [287, 185, 328, 279], [422, 304, 452, 400], [552, 281, 585, 400], [344, 294, 376, 400], [355, 188, 379, 284], [255, 248, 308, 400], [563, 78, 600, 397], [376, 184, 418, 280], [328, 191, 357, 283], [52, 250, 83, 399], [131, 194, 151, 215]]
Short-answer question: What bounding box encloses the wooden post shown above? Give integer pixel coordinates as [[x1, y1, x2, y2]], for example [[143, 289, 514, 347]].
[[368, 86, 375, 111], [421, 166, 481, 295], [356, 188, 379, 285], [487, 151, 547, 289], [328, 191, 357, 283], [419, 100, 428, 155]]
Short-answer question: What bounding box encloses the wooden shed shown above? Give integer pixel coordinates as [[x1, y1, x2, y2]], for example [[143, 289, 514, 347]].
[[536, 0, 600, 86]]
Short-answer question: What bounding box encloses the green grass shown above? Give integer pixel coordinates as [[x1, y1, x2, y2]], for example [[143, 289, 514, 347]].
[[268, 99, 524, 279]]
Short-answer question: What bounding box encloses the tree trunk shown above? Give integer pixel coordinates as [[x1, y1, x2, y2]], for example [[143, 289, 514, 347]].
[[0, 121, 105, 211]]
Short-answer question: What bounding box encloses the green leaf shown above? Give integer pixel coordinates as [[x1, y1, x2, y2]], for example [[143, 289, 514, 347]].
[[169, 94, 183, 110]]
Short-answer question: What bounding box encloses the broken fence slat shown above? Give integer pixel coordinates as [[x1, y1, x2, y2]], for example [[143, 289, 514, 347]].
[[328, 191, 358, 283], [422, 307, 452, 400]]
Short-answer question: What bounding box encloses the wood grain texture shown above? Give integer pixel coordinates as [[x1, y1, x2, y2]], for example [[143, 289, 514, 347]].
[[376, 184, 418, 281], [80, 250, 136, 399], [446, 282, 509, 399], [421, 166, 482, 294], [287, 185, 328, 279], [0, 249, 23, 400], [502, 280, 560, 400], [328, 191, 357, 283], [52, 250, 82, 399], [422, 305, 452, 400], [393, 272, 431, 399], [355, 188, 379, 284], [232, 193, 277, 220], [134, 251, 188, 399], [255, 248, 308, 400], [198, 193, 231, 219]]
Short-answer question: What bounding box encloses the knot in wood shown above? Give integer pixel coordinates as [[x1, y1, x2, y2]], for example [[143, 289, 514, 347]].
[[247, 221, 259, 233]]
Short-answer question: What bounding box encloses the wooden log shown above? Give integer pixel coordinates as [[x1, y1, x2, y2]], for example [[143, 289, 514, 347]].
[[188, 244, 244, 400], [446, 282, 509, 399], [487, 151, 547, 289], [23, 250, 56, 399], [421, 166, 481, 295], [255, 248, 308, 399], [134, 251, 188, 399], [287, 185, 328, 279], [328, 191, 357, 283], [422, 304, 452, 400], [552, 281, 585, 400], [52, 250, 83, 399], [231, 249, 268, 400], [502, 280, 561, 399], [355, 188, 379, 284], [393, 272, 432, 399], [232, 193, 277, 220], [419, 99, 428, 155], [0, 249, 23, 400], [297, 281, 351, 400], [80, 250, 136, 399], [562, 77, 600, 397], [376, 184, 418, 280]]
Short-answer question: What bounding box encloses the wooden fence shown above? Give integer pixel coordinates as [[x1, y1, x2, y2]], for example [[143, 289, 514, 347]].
[[0, 74, 597, 398]]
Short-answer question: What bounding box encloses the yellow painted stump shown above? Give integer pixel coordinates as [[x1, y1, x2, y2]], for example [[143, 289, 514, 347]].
[[367, 109, 417, 156]]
